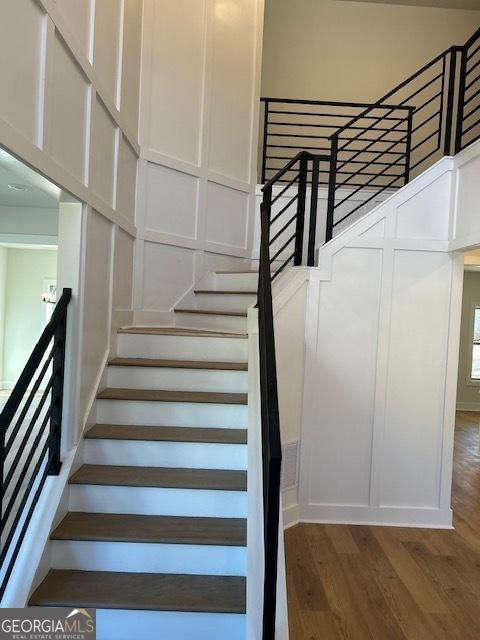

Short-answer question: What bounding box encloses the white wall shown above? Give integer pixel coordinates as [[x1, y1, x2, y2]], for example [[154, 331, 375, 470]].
[[2, 248, 57, 388], [0, 246, 7, 388], [261, 0, 480, 103], [267, 143, 480, 529], [0, 0, 143, 440], [135, 0, 265, 322]]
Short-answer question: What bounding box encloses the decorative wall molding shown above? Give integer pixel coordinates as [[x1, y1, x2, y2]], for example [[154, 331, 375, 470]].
[[134, 0, 265, 315]]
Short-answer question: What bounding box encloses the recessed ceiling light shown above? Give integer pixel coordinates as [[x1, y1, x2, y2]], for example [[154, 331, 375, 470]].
[[7, 183, 29, 192]]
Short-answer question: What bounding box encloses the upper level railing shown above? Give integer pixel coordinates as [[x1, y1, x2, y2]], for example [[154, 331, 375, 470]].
[[456, 28, 480, 153], [326, 45, 461, 238], [260, 97, 406, 189], [260, 27, 480, 248], [0, 288, 71, 598]]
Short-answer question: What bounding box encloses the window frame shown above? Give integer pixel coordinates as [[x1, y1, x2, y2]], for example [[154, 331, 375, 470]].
[[466, 301, 480, 386]]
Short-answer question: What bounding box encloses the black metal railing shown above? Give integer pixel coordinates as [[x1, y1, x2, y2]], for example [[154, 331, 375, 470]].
[[262, 151, 330, 270], [326, 45, 460, 240], [456, 28, 480, 153], [260, 97, 404, 187], [258, 150, 327, 638], [0, 288, 71, 598], [260, 28, 480, 249]]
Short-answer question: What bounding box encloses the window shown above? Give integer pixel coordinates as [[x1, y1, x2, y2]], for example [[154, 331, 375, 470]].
[[471, 307, 480, 380]]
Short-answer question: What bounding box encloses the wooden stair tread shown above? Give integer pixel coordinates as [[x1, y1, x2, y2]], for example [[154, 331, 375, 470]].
[[108, 357, 247, 371], [174, 308, 247, 317], [118, 326, 247, 338], [194, 290, 256, 295], [29, 570, 246, 613], [69, 465, 247, 491], [86, 424, 248, 444], [215, 269, 257, 274], [51, 512, 247, 546], [96, 388, 248, 404]]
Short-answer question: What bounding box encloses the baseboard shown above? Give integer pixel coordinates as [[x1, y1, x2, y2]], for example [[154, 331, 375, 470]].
[[283, 504, 299, 530], [456, 401, 480, 412], [299, 504, 453, 529]]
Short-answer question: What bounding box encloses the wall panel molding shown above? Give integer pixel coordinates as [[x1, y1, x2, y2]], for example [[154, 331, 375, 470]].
[[135, 0, 265, 314]]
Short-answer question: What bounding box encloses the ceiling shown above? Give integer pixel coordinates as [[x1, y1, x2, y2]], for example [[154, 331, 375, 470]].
[[341, 0, 480, 9], [0, 149, 61, 208]]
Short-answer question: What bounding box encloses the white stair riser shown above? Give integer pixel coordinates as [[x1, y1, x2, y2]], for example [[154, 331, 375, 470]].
[[107, 366, 247, 393], [117, 334, 247, 361], [84, 440, 247, 470], [96, 609, 245, 640], [174, 312, 247, 333], [69, 485, 247, 518], [51, 540, 246, 576], [213, 273, 258, 290], [187, 293, 255, 312], [96, 399, 247, 428]]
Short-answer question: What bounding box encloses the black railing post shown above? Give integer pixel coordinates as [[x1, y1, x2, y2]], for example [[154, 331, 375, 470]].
[[261, 100, 269, 185], [444, 48, 458, 156], [47, 293, 68, 475], [404, 108, 414, 185], [307, 155, 320, 266], [326, 136, 338, 243], [455, 45, 468, 154], [294, 154, 308, 266]]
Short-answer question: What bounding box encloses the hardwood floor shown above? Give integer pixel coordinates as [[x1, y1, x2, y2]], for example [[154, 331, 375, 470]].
[[285, 411, 480, 639]]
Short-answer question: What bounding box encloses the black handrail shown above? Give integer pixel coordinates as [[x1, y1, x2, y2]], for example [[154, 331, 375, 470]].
[[0, 288, 72, 598], [258, 151, 330, 637], [258, 202, 282, 639]]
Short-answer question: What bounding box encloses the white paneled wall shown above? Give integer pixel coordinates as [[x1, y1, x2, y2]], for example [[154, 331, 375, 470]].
[[264, 145, 480, 530], [136, 0, 265, 322], [296, 157, 464, 529], [0, 0, 142, 436]]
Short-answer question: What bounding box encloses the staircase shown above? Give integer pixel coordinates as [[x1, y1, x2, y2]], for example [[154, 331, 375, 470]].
[[28, 269, 257, 640]]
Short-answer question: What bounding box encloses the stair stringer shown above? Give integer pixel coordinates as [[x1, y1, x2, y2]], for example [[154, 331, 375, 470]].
[[296, 152, 465, 528]]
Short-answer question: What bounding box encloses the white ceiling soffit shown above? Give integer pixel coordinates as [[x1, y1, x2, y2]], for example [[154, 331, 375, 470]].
[[339, 0, 480, 9], [0, 148, 79, 208]]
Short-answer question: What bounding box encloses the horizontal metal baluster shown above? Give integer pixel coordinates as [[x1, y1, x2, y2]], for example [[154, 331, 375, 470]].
[[333, 174, 405, 226], [0, 435, 51, 566], [269, 213, 298, 245], [411, 110, 442, 134], [334, 157, 407, 208], [3, 375, 55, 487], [270, 194, 300, 225], [2, 403, 54, 525], [4, 348, 55, 456], [271, 253, 296, 281], [269, 233, 297, 264]]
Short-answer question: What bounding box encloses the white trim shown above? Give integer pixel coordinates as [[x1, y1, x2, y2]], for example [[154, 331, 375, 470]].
[[36, 0, 139, 155], [0, 115, 137, 239], [299, 505, 453, 529]]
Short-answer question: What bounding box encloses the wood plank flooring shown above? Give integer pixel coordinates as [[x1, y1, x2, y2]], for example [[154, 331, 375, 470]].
[[285, 411, 480, 639]]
